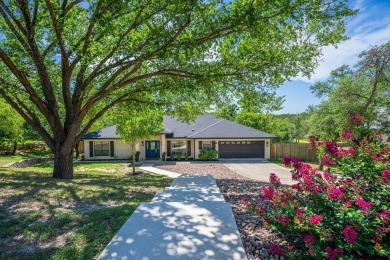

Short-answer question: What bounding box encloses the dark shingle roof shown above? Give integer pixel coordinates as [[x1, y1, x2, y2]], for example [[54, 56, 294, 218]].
[[83, 114, 275, 139], [164, 114, 275, 139], [83, 125, 118, 139]]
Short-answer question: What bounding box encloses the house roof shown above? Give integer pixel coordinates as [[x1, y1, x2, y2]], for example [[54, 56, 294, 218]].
[[83, 125, 118, 139], [164, 114, 276, 139], [83, 114, 276, 139]]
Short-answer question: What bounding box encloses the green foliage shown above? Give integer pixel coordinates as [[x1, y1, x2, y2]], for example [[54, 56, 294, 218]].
[[289, 113, 311, 143], [234, 112, 309, 143], [184, 153, 189, 160], [310, 41, 390, 139], [198, 149, 218, 161], [0, 99, 24, 144], [115, 107, 163, 147], [235, 112, 274, 133]]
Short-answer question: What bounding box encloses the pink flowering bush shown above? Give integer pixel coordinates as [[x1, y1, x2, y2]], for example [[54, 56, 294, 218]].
[[245, 112, 390, 258]]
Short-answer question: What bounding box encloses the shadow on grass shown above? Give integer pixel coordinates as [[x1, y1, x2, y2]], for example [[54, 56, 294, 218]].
[[0, 168, 172, 259]]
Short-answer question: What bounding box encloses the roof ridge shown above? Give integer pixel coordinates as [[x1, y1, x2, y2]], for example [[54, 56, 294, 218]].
[[187, 118, 225, 137]]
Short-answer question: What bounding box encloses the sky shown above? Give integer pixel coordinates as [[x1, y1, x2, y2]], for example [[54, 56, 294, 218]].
[[274, 0, 390, 115]]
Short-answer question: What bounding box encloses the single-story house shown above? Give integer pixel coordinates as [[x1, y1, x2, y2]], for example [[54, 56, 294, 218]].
[[82, 114, 276, 160]]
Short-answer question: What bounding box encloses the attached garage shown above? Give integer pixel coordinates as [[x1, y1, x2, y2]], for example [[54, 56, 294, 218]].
[[218, 140, 265, 158]]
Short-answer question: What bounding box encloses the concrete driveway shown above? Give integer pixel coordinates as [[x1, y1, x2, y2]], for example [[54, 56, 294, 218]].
[[220, 159, 295, 185]]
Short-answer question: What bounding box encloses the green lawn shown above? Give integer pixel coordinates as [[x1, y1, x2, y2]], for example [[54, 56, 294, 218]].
[[0, 161, 172, 259], [0, 155, 29, 166], [0, 154, 52, 167]]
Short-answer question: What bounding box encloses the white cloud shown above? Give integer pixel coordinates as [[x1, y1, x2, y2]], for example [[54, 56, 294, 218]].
[[293, 0, 390, 83]]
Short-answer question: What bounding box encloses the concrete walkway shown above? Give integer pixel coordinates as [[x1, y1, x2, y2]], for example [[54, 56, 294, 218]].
[[98, 174, 247, 260], [140, 163, 181, 178], [222, 160, 295, 185]]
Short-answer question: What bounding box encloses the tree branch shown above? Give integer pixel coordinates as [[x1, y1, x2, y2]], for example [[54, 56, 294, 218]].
[[0, 49, 55, 126], [0, 88, 54, 150], [44, 0, 72, 116]]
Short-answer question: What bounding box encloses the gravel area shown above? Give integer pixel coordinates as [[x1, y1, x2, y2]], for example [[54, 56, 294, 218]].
[[155, 162, 291, 260]]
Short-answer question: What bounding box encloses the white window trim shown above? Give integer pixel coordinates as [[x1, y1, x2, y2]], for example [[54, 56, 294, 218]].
[[202, 141, 212, 149], [94, 141, 110, 157]]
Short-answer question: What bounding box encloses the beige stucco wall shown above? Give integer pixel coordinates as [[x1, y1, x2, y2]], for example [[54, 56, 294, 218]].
[[83, 139, 138, 160], [167, 139, 195, 158], [193, 139, 271, 159], [83, 136, 271, 160]]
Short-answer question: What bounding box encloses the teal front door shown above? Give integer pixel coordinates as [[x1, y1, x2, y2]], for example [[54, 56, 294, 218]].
[[145, 141, 160, 158]]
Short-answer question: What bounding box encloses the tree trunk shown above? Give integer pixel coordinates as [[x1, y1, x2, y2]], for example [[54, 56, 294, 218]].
[[318, 161, 324, 171], [132, 153, 136, 175], [74, 141, 80, 160], [12, 141, 17, 155], [132, 143, 136, 175], [53, 150, 74, 179]]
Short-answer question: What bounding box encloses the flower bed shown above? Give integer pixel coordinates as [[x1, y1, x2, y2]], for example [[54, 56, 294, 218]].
[[243, 112, 390, 259]]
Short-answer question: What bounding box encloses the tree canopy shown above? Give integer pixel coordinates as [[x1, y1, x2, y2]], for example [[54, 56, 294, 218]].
[[0, 0, 355, 178], [310, 41, 390, 140]]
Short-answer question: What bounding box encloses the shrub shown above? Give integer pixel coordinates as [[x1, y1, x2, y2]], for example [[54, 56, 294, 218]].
[[184, 153, 189, 160], [244, 111, 390, 258], [177, 153, 182, 161], [198, 148, 218, 160]]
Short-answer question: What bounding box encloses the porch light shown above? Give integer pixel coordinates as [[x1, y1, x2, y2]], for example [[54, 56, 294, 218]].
[[141, 141, 144, 146], [266, 141, 269, 147]]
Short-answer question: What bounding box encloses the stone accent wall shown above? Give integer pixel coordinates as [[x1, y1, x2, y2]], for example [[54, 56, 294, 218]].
[[6, 157, 53, 168]]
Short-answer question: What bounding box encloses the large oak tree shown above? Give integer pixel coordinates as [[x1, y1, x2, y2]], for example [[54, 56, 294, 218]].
[[0, 0, 355, 179]]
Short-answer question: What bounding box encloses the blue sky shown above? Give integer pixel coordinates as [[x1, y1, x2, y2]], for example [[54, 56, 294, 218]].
[[274, 0, 390, 115]]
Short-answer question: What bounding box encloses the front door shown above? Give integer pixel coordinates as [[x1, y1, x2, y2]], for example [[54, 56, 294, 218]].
[[145, 141, 160, 159]]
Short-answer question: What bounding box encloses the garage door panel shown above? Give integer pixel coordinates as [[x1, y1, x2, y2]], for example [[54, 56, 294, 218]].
[[219, 141, 264, 158]]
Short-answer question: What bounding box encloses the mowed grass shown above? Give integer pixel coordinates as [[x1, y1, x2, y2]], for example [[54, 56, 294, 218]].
[[0, 155, 30, 166], [0, 153, 52, 167], [0, 159, 172, 259]]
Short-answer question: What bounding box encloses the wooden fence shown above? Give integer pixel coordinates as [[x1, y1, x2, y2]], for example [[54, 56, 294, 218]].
[[271, 143, 318, 162], [271, 142, 349, 162]]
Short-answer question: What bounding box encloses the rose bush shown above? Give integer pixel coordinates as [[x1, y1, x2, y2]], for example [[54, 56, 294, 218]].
[[243, 112, 390, 259]]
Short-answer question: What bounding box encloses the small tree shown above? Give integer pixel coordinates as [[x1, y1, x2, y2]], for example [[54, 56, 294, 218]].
[[115, 107, 163, 175]]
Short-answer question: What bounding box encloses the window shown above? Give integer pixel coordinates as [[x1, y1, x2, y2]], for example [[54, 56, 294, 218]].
[[94, 141, 110, 156], [202, 141, 212, 149], [171, 140, 187, 156]]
